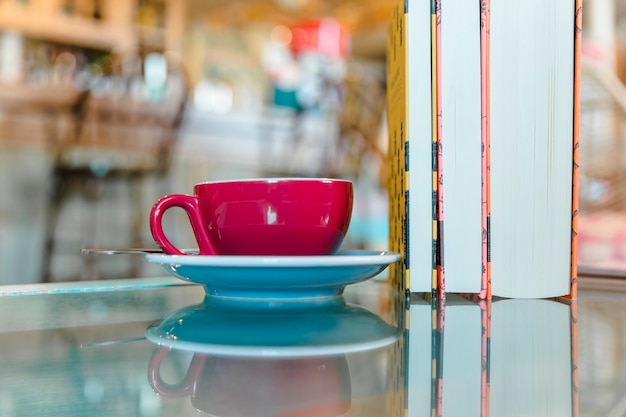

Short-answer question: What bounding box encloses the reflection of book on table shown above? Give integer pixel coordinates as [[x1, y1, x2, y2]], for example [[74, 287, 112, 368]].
[[407, 295, 486, 417], [387, 0, 582, 299], [406, 296, 435, 417], [406, 296, 577, 416], [489, 299, 576, 417]]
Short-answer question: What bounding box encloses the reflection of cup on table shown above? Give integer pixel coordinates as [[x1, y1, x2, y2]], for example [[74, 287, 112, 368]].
[[150, 178, 353, 256], [148, 347, 352, 417]]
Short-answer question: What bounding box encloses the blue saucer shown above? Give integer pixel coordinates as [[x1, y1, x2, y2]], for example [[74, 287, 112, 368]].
[[146, 250, 400, 300]]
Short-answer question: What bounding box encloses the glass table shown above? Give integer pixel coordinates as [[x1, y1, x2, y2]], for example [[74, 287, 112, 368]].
[[0, 275, 623, 417]]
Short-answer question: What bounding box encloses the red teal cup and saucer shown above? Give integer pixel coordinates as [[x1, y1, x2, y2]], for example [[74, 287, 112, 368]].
[[148, 178, 400, 300]]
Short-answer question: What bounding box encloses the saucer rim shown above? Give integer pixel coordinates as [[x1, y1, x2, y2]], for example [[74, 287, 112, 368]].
[[146, 250, 400, 267], [145, 328, 400, 358]]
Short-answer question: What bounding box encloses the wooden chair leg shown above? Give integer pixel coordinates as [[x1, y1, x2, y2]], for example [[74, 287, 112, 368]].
[[128, 176, 145, 278], [41, 170, 65, 283]]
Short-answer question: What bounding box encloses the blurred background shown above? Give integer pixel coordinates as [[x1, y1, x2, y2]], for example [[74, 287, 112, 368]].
[[0, 0, 624, 284], [0, 0, 391, 284]]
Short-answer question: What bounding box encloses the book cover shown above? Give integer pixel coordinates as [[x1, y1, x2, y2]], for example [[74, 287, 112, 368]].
[[386, 0, 409, 298], [432, 0, 444, 297], [387, 0, 436, 296]]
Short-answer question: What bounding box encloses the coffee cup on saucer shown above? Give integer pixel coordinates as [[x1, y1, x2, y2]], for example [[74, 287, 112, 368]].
[[148, 347, 352, 417], [149, 178, 353, 256]]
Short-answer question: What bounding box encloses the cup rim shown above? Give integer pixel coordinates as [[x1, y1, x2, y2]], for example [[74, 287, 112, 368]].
[[195, 178, 353, 186]]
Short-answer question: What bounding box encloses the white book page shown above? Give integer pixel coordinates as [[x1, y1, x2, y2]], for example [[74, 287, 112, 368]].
[[440, 0, 482, 293], [407, 0, 435, 292], [490, 0, 574, 298]]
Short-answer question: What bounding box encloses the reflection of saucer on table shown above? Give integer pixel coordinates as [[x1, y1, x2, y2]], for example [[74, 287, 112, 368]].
[[146, 296, 400, 417], [145, 295, 400, 356]]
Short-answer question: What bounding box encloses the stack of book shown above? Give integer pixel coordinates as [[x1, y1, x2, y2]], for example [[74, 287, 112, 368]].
[[386, 0, 582, 299]]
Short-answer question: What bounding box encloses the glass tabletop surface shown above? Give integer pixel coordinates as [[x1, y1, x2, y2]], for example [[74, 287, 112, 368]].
[[0, 275, 623, 417]]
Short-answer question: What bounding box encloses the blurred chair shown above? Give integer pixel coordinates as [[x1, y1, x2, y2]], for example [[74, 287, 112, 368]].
[[323, 61, 388, 251], [323, 62, 387, 187], [0, 84, 87, 148], [41, 72, 187, 282]]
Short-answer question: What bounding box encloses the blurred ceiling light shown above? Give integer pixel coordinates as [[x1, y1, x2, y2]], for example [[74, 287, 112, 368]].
[[289, 19, 349, 58], [144, 52, 168, 89], [0, 31, 23, 84], [193, 79, 233, 114], [164, 50, 182, 67], [54, 51, 77, 69]]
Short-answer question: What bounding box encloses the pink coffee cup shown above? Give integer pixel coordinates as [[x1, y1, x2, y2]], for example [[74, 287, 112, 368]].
[[149, 178, 353, 256]]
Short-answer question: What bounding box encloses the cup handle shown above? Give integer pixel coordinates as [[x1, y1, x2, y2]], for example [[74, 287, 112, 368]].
[[149, 194, 217, 255], [147, 347, 206, 397]]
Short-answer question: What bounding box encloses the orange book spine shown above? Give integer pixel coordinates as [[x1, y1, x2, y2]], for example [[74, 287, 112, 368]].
[[480, 0, 491, 300], [570, 0, 582, 301], [430, 0, 440, 296]]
